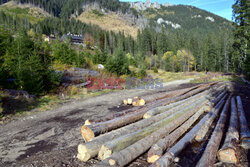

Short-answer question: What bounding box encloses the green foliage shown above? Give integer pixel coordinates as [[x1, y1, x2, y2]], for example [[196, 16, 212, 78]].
[[137, 68, 147, 78], [232, 0, 250, 78], [105, 49, 130, 76], [92, 9, 104, 17], [1, 29, 61, 95], [52, 40, 78, 65], [153, 67, 158, 73]]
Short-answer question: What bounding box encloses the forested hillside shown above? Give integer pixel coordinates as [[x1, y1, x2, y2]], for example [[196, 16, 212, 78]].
[[0, 0, 248, 96]]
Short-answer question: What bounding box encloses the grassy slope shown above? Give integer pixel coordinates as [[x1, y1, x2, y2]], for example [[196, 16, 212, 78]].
[[76, 9, 138, 38], [0, 1, 51, 24]]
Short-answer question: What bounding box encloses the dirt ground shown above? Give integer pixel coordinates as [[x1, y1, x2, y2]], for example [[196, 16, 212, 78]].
[[0, 80, 249, 167]]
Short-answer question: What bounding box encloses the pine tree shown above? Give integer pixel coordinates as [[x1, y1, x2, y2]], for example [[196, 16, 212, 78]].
[[232, 0, 250, 78]]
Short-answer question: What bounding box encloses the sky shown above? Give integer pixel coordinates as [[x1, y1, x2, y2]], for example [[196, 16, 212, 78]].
[[120, 0, 235, 21]]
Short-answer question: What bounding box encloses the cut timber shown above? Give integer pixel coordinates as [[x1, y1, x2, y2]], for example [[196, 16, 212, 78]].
[[150, 95, 228, 167], [218, 97, 239, 164], [127, 98, 133, 105], [98, 101, 207, 166], [78, 94, 207, 161], [143, 90, 209, 119], [98, 97, 207, 161], [84, 120, 92, 126], [147, 103, 212, 163], [196, 96, 231, 167], [237, 96, 250, 149], [81, 83, 215, 142], [123, 99, 128, 105], [132, 99, 146, 107], [195, 92, 228, 142]]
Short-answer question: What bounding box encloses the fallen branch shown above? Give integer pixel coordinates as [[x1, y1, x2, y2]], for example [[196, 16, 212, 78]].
[[218, 97, 239, 164], [196, 96, 231, 167]]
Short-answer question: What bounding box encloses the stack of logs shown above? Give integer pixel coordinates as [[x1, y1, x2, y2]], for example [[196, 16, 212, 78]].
[[77, 82, 250, 167]]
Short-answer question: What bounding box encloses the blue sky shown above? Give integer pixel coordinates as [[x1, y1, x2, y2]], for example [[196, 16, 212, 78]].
[[120, 0, 234, 21]]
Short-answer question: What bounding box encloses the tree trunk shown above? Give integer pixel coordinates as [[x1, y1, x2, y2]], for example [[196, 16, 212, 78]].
[[196, 96, 231, 167], [147, 100, 217, 163], [150, 96, 229, 167], [98, 101, 208, 166], [236, 96, 250, 149], [194, 93, 228, 142], [78, 92, 207, 162], [98, 97, 207, 161], [143, 90, 209, 119], [81, 83, 215, 142], [217, 97, 239, 164]]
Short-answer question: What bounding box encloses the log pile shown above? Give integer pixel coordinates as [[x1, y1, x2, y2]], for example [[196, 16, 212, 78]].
[[76, 82, 248, 166]]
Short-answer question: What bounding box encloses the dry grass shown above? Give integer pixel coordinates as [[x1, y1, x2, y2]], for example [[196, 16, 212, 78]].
[[77, 10, 139, 38], [0, 1, 51, 24]]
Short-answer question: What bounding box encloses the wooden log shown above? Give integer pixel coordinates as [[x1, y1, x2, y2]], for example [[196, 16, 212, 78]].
[[147, 102, 213, 163], [78, 96, 207, 161], [196, 96, 231, 167], [150, 95, 229, 167], [98, 97, 207, 161], [236, 96, 250, 149], [132, 99, 146, 107], [143, 90, 209, 119], [217, 97, 239, 164], [81, 83, 216, 142], [194, 92, 228, 142], [98, 101, 208, 166]]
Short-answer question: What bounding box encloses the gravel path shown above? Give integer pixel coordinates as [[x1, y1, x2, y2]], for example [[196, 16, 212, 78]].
[[0, 79, 196, 166]]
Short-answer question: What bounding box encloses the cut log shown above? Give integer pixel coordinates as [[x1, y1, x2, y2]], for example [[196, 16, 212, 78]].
[[123, 99, 128, 105], [196, 96, 231, 167], [98, 101, 208, 166], [217, 97, 239, 164], [132, 99, 146, 107], [80, 83, 216, 142], [127, 98, 133, 105], [150, 95, 229, 167], [84, 120, 92, 126], [98, 97, 207, 161], [147, 103, 213, 163], [236, 96, 250, 149], [143, 90, 209, 119], [195, 92, 228, 142], [78, 95, 206, 161]]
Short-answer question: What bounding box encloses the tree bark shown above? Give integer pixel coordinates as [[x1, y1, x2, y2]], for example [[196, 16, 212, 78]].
[[143, 90, 209, 119], [81, 83, 216, 142], [150, 95, 229, 167], [217, 97, 239, 164], [98, 97, 207, 161], [78, 94, 207, 162], [147, 102, 214, 163], [196, 96, 231, 167], [98, 101, 208, 166], [236, 96, 250, 149], [194, 92, 228, 142]]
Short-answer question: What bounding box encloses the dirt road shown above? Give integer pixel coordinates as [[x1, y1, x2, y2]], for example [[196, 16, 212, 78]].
[[0, 79, 197, 167]]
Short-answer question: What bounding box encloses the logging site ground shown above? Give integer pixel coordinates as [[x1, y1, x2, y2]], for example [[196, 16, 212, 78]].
[[0, 75, 250, 167]]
